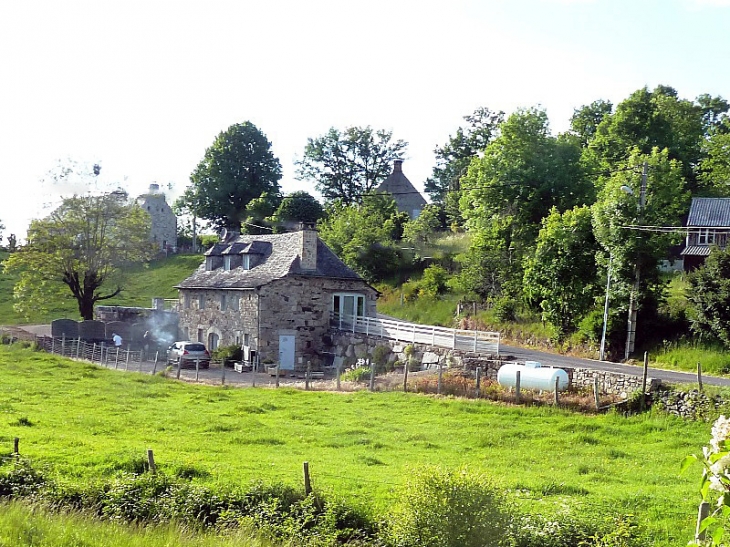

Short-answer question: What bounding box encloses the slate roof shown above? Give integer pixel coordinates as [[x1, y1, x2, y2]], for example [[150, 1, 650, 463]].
[[687, 198, 730, 227], [176, 231, 364, 290], [376, 160, 427, 216]]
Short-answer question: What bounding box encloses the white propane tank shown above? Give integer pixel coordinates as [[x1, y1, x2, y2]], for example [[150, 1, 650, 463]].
[[497, 363, 569, 391]]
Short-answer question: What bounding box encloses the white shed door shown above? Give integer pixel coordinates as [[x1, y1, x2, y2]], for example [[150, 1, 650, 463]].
[[279, 335, 295, 370]]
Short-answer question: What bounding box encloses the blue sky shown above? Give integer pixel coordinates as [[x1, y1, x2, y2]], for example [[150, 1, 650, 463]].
[[1, 0, 729, 238]]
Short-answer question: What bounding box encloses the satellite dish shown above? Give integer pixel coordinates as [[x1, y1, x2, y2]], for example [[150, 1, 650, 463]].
[[219, 228, 228, 242]]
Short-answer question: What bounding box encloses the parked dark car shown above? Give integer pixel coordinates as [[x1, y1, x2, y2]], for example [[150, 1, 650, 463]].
[[166, 341, 211, 369]]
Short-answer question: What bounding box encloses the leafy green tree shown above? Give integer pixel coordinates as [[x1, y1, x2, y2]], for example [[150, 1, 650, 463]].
[[686, 248, 730, 348], [317, 193, 407, 282], [569, 99, 613, 147], [425, 107, 504, 208], [4, 193, 155, 320], [700, 118, 730, 194], [455, 216, 520, 300], [592, 148, 689, 347], [403, 204, 443, 247], [243, 191, 282, 234], [184, 122, 282, 230], [523, 206, 599, 338], [586, 86, 724, 192], [296, 126, 408, 205], [268, 191, 325, 231]]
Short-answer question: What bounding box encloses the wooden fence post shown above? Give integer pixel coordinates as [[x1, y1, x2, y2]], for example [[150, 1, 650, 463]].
[[335, 361, 341, 391], [303, 461, 312, 496], [221, 363, 226, 385], [152, 351, 159, 375], [554, 376, 560, 406], [76, 338, 81, 359], [195, 358, 200, 381], [475, 367, 482, 398], [641, 352, 649, 411], [176, 359, 181, 380], [697, 361, 704, 393], [91, 343, 96, 363], [515, 370, 521, 403], [593, 376, 601, 410], [696, 500, 710, 542], [115, 347, 120, 369], [305, 361, 311, 391], [125, 348, 130, 370], [13, 437, 19, 455], [437, 364, 443, 395], [369, 359, 375, 392], [275, 365, 280, 388], [51, 336, 55, 355], [147, 449, 157, 475], [403, 362, 409, 393]]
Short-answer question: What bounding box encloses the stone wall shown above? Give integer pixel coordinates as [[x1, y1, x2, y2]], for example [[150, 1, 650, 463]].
[[653, 390, 726, 420], [329, 331, 661, 398]]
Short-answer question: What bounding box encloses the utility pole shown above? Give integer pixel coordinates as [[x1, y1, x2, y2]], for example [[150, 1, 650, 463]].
[[599, 256, 612, 361], [625, 161, 648, 360]]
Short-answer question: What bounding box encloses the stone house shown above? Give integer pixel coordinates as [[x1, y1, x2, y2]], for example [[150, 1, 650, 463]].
[[137, 183, 177, 251], [376, 160, 428, 218], [175, 227, 377, 371], [682, 197, 730, 271]]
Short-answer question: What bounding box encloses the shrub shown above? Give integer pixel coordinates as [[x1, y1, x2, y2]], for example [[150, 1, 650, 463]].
[[387, 466, 509, 547], [493, 297, 517, 323], [213, 344, 242, 364], [0, 458, 48, 498], [419, 265, 449, 297], [341, 363, 371, 382]]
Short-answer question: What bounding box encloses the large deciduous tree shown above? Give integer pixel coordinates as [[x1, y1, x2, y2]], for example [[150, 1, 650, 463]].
[[185, 122, 282, 231], [296, 126, 408, 205], [425, 107, 504, 219], [4, 193, 155, 320], [592, 148, 689, 344], [523, 206, 599, 338]]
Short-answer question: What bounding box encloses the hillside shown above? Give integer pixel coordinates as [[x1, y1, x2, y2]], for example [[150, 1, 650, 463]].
[[0, 251, 202, 325]]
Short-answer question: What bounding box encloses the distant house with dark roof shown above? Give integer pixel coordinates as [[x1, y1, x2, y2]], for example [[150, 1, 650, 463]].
[[376, 160, 427, 218], [682, 197, 730, 271], [175, 226, 377, 371]]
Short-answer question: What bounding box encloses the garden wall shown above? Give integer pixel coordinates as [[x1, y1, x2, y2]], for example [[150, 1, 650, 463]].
[[328, 332, 662, 398]]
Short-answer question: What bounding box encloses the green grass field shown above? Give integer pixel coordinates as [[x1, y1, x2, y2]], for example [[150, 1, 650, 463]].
[[0, 344, 714, 545]]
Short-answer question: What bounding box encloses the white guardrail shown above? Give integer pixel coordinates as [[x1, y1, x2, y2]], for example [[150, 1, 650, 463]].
[[331, 314, 500, 355]]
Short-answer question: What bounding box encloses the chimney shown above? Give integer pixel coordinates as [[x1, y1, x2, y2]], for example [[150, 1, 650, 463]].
[[393, 159, 403, 173], [299, 223, 318, 271]]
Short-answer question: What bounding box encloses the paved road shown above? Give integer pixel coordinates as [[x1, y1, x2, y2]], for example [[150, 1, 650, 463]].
[[500, 343, 730, 387]]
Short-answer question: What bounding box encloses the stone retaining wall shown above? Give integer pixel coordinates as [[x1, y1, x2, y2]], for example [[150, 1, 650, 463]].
[[329, 331, 661, 398]]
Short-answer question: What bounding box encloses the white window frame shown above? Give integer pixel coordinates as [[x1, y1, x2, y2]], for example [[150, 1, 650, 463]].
[[220, 293, 227, 311], [224, 255, 232, 271], [699, 228, 716, 245], [242, 254, 251, 270], [332, 293, 366, 323], [198, 294, 205, 310]]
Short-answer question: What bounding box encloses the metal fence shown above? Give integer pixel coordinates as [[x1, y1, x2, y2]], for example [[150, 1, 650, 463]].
[[330, 313, 500, 355]]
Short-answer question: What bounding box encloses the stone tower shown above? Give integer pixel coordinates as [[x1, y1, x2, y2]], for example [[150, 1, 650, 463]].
[[136, 183, 177, 251]]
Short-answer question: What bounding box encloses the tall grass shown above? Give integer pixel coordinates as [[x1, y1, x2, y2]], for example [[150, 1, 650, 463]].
[[0, 502, 270, 547]]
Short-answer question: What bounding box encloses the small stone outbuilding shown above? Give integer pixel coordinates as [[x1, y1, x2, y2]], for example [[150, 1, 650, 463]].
[[175, 227, 377, 370]]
